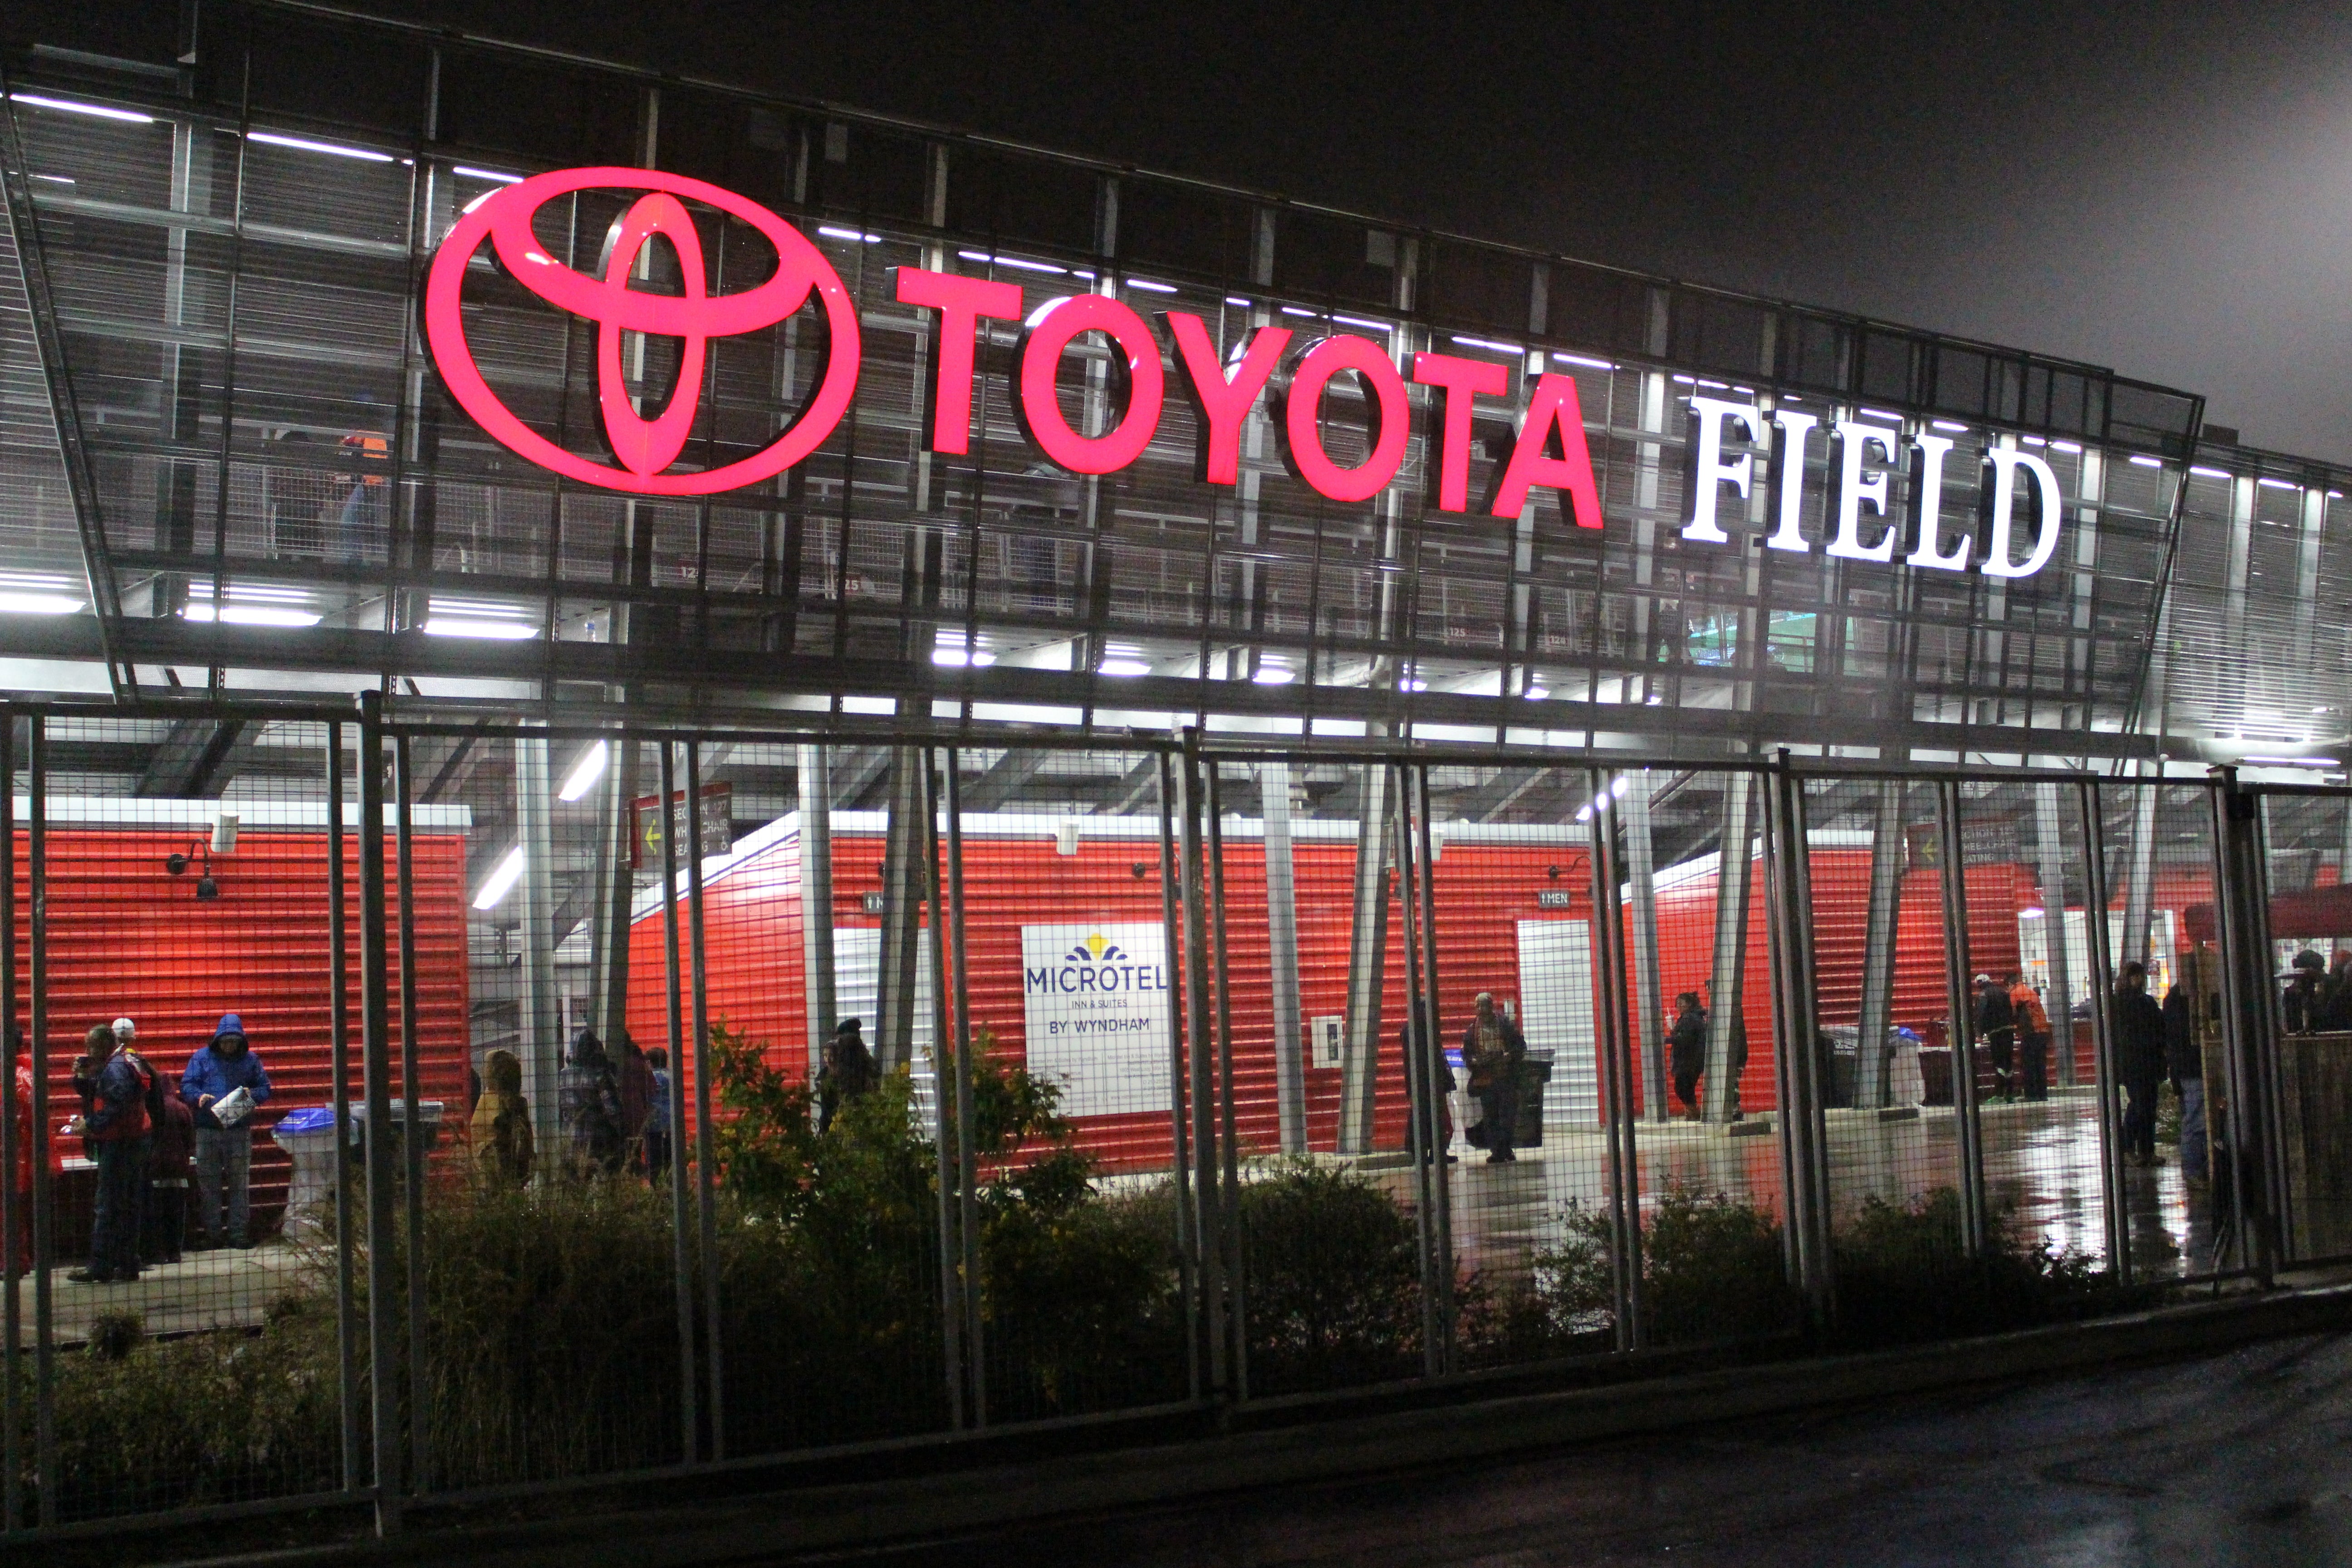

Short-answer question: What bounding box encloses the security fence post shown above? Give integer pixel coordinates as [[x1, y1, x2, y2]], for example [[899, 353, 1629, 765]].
[[27, 712, 54, 1528], [0, 707, 17, 1535], [657, 742, 700, 1460], [1410, 765, 1457, 1372], [1153, 751, 1199, 1404], [391, 734, 430, 1494], [2076, 780, 2129, 1284], [356, 691, 403, 1533], [683, 741, 725, 1456], [1762, 755, 1832, 1321], [1176, 730, 1227, 1401], [1389, 764, 1441, 1376], [326, 720, 362, 1491], [1202, 764, 1249, 1401], [921, 750, 965, 1429], [942, 747, 986, 1425], [2208, 769, 2279, 1284], [1588, 767, 1647, 1349], [1934, 778, 1989, 1258]]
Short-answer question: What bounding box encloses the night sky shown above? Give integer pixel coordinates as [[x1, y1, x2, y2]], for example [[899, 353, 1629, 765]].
[[30, 1, 2352, 462]]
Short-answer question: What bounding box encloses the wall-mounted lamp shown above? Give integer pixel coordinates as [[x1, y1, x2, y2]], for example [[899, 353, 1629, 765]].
[[164, 840, 220, 900]]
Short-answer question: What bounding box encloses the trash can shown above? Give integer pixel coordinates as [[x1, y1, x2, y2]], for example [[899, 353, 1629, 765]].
[[269, 1107, 343, 1240], [348, 1098, 446, 1182], [1514, 1056, 1552, 1149], [1818, 1025, 1860, 1109]]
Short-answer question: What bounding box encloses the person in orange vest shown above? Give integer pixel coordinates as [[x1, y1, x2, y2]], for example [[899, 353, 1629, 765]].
[[333, 430, 389, 564], [2008, 974, 2052, 1103]]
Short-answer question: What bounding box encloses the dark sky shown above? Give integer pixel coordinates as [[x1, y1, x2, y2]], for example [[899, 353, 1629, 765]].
[[42, 0, 2352, 461]]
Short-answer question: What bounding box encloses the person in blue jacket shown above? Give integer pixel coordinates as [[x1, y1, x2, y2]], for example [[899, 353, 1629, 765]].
[[183, 1014, 272, 1249]]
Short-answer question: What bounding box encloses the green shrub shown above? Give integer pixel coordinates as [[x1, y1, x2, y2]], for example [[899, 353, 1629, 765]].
[[1830, 1189, 2149, 1348], [1234, 1160, 1425, 1394], [1518, 1186, 1800, 1352]]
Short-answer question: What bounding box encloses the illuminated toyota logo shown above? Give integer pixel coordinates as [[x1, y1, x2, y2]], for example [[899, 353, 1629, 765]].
[[423, 167, 861, 495]]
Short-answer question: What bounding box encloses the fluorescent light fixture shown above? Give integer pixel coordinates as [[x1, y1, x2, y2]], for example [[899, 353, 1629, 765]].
[[1279, 306, 1316, 318], [2019, 906, 2045, 919], [183, 603, 320, 627], [1574, 803, 1593, 823], [1611, 775, 1632, 799], [10, 92, 153, 124], [249, 130, 394, 163], [2051, 440, 2082, 453], [558, 740, 608, 801], [472, 846, 526, 911], [1331, 314, 1392, 331], [1930, 420, 1967, 432], [1697, 379, 1728, 391], [958, 249, 1064, 274], [424, 617, 537, 639], [1098, 658, 1152, 677], [1225, 297, 1253, 307], [818, 225, 882, 243], [2189, 466, 2230, 480], [1523, 685, 1549, 700], [931, 645, 996, 668], [0, 592, 83, 615], [2258, 476, 2298, 491], [1250, 665, 1295, 685], [1553, 352, 1615, 371], [1859, 408, 1902, 421], [32, 174, 72, 184], [2243, 755, 2340, 767], [2022, 435, 2046, 446], [452, 165, 522, 184], [1125, 278, 1177, 294], [1397, 677, 1428, 692], [1450, 334, 1522, 354], [2128, 455, 2162, 469], [1671, 375, 1695, 386]]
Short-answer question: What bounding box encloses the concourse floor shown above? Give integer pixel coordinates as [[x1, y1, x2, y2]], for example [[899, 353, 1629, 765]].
[[5, 1239, 311, 1346], [820, 1331, 2352, 1566], [1375, 1088, 2222, 1285]]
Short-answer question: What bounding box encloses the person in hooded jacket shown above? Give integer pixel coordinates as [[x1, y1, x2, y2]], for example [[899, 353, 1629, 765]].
[[2113, 962, 2168, 1167], [616, 1034, 654, 1175], [1973, 975, 2018, 1102], [183, 1013, 273, 1249], [72, 1018, 154, 1283], [2164, 979, 2207, 1188], [558, 1029, 624, 1177], [142, 1071, 194, 1265], [2009, 974, 2052, 1103], [7, 1024, 58, 1274], [470, 1048, 534, 1188], [1667, 993, 1708, 1120], [816, 1018, 879, 1136]]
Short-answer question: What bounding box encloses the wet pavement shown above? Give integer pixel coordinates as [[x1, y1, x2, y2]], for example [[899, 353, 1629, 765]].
[[824, 1331, 2352, 1566]]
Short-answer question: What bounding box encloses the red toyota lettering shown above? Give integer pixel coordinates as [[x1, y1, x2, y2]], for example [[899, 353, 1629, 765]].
[[1164, 313, 1291, 485], [1490, 372, 1603, 526], [893, 266, 1023, 455], [1273, 335, 1410, 504], [1410, 350, 1509, 514], [1015, 294, 1166, 475]]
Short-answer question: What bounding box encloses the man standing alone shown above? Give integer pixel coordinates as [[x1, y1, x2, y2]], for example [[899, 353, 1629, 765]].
[[1461, 992, 1527, 1164], [184, 1013, 272, 1249]]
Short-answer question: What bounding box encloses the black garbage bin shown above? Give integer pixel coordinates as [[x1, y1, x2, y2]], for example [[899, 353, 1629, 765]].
[[1919, 1045, 1955, 1106], [1514, 1056, 1552, 1148]]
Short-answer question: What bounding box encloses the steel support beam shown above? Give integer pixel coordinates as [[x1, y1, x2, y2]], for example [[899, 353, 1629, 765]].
[[595, 739, 642, 1060], [2120, 780, 2161, 974], [1936, 779, 1989, 1258], [873, 746, 927, 1075], [1853, 780, 1906, 1109], [1260, 760, 1307, 1154], [514, 735, 560, 1159], [797, 742, 837, 1077], [1338, 760, 1392, 1154], [2033, 782, 2077, 1089], [1702, 771, 1757, 1125], [2077, 780, 2129, 1282], [1620, 768, 1667, 1121]]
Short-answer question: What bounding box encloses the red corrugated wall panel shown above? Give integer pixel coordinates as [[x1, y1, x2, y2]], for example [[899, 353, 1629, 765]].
[[20, 828, 471, 1227]]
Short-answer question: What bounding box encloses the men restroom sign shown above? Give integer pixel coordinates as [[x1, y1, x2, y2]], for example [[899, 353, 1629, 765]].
[[1021, 923, 1172, 1118]]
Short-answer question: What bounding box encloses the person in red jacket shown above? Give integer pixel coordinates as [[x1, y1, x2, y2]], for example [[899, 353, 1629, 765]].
[[70, 1019, 155, 1284], [142, 1073, 194, 1266], [7, 1024, 59, 1274]]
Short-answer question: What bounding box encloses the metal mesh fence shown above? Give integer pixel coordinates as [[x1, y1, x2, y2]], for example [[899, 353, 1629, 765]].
[[2259, 786, 2352, 1264]]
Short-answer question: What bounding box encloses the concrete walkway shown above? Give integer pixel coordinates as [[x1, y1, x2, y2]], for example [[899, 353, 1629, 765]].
[[6, 1242, 315, 1346]]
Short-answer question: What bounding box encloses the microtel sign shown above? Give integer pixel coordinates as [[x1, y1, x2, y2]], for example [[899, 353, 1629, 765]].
[[423, 167, 2063, 577], [423, 168, 1600, 523]]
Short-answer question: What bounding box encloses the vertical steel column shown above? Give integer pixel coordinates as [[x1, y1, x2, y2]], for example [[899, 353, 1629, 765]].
[[2076, 781, 2128, 1282], [657, 744, 700, 1461], [0, 711, 16, 1534], [1588, 771, 1647, 1349], [1203, 768, 1248, 1401], [1620, 769, 1669, 1122], [1935, 779, 1988, 1258], [1176, 731, 1226, 1398], [513, 739, 560, 1170], [1338, 762, 1392, 1153], [1764, 758, 1832, 1315], [1852, 781, 1907, 1109], [1703, 772, 1757, 1125], [327, 721, 360, 1490], [2208, 771, 2276, 1282], [2120, 780, 2160, 974], [942, 748, 985, 1425], [391, 737, 429, 1494], [1388, 768, 1440, 1377], [921, 754, 965, 1428], [356, 692, 403, 1533], [1153, 752, 1199, 1403], [797, 743, 837, 1078], [1260, 761, 1307, 1155], [596, 740, 642, 1070], [1410, 767, 1457, 1372], [875, 749, 929, 1075], [683, 744, 725, 1456], [2033, 783, 2077, 1089], [25, 715, 51, 1528]]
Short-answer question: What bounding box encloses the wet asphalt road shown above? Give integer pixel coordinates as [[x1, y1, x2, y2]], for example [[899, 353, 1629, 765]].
[[814, 1333, 2352, 1566]]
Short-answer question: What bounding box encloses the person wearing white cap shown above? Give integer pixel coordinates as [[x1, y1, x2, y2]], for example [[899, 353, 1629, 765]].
[[1972, 975, 2017, 1103]]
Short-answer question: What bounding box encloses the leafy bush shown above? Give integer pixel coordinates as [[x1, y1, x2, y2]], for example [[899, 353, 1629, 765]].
[[1234, 1160, 1425, 1394], [1519, 1186, 1800, 1352], [1830, 1189, 2149, 1348]]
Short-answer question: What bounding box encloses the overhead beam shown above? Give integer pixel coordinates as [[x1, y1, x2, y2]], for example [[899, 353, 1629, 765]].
[[133, 716, 258, 798]]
